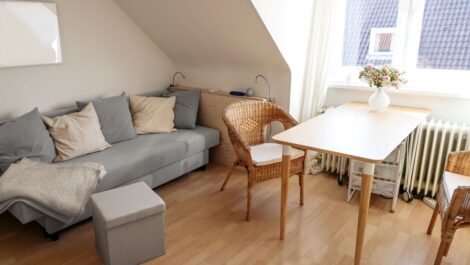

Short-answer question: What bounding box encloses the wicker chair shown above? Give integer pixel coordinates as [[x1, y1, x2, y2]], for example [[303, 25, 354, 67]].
[[220, 100, 306, 221], [427, 151, 470, 265]]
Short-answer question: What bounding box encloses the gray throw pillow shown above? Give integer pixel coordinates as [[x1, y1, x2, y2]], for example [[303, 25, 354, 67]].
[[162, 90, 200, 129], [0, 108, 56, 173], [77, 93, 136, 144]]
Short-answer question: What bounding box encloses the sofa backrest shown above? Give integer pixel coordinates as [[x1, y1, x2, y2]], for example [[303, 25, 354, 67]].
[[0, 90, 164, 125]]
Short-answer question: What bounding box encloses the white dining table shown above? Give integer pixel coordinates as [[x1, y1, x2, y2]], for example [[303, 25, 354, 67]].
[[272, 102, 430, 265]]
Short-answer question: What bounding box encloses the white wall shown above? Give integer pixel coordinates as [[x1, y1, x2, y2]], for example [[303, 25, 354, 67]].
[[326, 86, 470, 124], [177, 65, 289, 98], [251, 0, 314, 119], [174, 66, 291, 112], [113, 0, 291, 109], [0, 0, 175, 120]]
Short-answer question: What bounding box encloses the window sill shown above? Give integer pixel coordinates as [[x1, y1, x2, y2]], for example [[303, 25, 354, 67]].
[[328, 82, 470, 100]]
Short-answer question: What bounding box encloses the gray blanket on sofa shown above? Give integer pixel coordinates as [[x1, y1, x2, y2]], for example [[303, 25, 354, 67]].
[[0, 158, 105, 224]]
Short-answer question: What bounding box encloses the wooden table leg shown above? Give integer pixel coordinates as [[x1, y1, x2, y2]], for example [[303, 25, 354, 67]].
[[354, 162, 375, 265], [280, 145, 292, 240]]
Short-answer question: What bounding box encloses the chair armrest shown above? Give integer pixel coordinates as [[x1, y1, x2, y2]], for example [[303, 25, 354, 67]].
[[278, 113, 299, 130], [272, 105, 299, 130], [226, 128, 254, 166], [445, 186, 470, 227], [446, 151, 470, 176]]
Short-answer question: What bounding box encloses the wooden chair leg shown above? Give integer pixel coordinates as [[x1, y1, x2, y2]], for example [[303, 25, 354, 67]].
[[246, 184, 252, 221], [299, 174, 304, 206], [434, 240, 447, 265], [220, 162, 237, 191], [444, 231, 455, 257], [427, 203, 440, 235], [444, 242, 451, 257]]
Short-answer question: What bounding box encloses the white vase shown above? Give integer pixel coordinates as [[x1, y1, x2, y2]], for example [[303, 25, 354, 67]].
[[368, 87, 390, 112]]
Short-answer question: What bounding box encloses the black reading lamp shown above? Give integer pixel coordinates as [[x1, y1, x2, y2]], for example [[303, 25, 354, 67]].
[[171, 72, 186, 87]]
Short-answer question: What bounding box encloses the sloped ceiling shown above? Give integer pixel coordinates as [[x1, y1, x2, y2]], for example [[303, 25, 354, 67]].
[[113, 0, 291, 110], [113, 0, 288, 71]]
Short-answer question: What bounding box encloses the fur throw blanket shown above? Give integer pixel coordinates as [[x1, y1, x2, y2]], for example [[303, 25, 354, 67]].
[[0, 158, 105, 223]]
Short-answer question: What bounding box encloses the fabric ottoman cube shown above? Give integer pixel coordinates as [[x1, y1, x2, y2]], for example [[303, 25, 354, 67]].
[[91, 182, 166, 265]]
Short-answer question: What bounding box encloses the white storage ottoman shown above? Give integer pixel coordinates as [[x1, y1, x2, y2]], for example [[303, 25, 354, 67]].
[[91, 182, 166, 265]]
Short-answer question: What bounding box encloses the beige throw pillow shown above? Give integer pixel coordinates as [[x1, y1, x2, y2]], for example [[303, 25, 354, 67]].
[[130, 95, 176, 134], [42, 103, 111, 161]]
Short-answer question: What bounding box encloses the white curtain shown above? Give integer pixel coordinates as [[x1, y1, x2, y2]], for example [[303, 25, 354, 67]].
[[301, 0, 345, 174], [299, 0, 345, 121]]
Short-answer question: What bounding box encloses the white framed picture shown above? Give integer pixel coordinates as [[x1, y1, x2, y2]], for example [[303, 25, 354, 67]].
[[0, 1, 62, 68]]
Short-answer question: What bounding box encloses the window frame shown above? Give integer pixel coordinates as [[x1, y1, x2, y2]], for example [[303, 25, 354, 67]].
[[329, 0, 470, 97]]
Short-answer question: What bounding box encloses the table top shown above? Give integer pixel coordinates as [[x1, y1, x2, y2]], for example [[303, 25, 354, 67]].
[[272, 102, 431, 163]]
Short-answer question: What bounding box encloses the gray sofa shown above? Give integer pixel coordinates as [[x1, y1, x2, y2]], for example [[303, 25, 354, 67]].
[[5, 110, 219, 238]]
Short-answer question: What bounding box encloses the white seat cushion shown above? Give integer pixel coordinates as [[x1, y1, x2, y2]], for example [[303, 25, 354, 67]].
[[442, 171, 470, 201], [250, 143, 305, 166]]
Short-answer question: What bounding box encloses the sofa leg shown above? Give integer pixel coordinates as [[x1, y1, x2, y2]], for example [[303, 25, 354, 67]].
[[50, 232, 60, 241], [43, 228, 60, 241], [197, 165, 207, 171]]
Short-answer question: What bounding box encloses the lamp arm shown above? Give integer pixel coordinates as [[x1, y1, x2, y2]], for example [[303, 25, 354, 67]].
[[172, 72, 186, 86], [255, 74, 271, 100]]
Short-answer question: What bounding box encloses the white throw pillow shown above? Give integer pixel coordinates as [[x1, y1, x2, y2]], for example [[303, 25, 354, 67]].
[[42, 103, 111, 161], [129, 95, 176, 134]]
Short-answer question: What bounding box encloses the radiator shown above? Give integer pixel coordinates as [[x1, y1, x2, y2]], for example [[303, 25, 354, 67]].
[[404, 120, 470, 197], [320, 119, 470, 197], [320, 153, 348, 176]]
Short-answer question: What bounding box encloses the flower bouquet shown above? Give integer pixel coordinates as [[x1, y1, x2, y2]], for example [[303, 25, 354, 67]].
[[359, 64, 407, 112]]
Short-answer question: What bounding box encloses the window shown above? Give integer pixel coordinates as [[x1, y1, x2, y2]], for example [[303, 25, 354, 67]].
[[342, 0, 399, 67], [369, 28, 395, 58], [330, 0, 470, 96], [417, 0, 470, 70]]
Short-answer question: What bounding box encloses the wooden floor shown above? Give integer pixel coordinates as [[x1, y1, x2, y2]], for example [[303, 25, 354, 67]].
[[1, 164, 470, 265]]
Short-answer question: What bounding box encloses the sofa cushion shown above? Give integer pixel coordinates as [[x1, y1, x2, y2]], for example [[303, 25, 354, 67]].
[[250, 143, 305, 166], [61, 126, 219, 191], [162, 90, 200, 129], [442, 171, 470, 202], [42, 103, 111, 161], [130, 95, 176, 134], [77, 93, 136, 144], [0, 108, 56, 173]]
